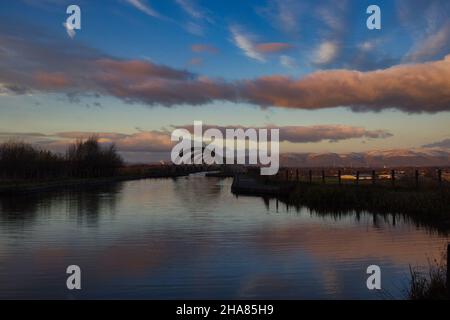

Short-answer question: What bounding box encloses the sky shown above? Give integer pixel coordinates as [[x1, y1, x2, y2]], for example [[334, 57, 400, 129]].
[[0, 0, 449, 163]]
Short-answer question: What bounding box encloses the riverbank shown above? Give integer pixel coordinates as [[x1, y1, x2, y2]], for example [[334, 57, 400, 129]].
[[231, 174, 450, 232], [231, 176, 295, 196], [0, 171, 193, 195]]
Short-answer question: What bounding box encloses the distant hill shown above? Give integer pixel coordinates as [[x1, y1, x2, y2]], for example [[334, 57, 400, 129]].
[[280, 149, 450, 167]]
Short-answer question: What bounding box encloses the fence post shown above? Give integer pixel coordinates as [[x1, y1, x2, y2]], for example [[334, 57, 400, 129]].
[[322, 170, 325, 184], [309, 170, 312, 184], [338, 170, 341, 185], [415, 169, 419, 188], [391, 169, 395, 187], [372, 170, 376, 185], [356, 171, 360, 185], [296, 169, 299, 182]]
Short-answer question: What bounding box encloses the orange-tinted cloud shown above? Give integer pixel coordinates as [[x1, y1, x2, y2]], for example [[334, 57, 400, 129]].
[[177, 124, 392, 143], [0, 124, 392, 156], [240, 55, 450, 113], [191, 44, 219, 54], [2, 25, 450, 113], [95, 58, 192, 80], [255, 42, 293, 53], [52, 131, 173, 152], [34, 72, 71, 89]]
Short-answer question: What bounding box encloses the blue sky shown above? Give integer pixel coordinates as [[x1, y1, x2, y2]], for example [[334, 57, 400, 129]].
[[1, 0, 450, 162]]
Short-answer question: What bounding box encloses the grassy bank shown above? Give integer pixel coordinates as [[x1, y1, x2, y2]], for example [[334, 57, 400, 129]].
[[281, 183, 450, 230], [0, 171, 190, 195], [232, 171, 450, 231]]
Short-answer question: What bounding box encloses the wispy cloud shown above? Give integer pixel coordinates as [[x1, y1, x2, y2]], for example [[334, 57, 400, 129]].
[[177, 124, 392, 143], [258, 0, 306, 34], [230, 26, 266, 62], [311, 1, 348, 67], [255, 43, 293, 54], [230, 26, 292, 62], [279, 55, 297, 69], [176, 0, 204, 19], [125, 0, 161, 18], [405, 22, 450, 62], [423, 138, 450, 149], [175, 0, 214, 35], [313, 41, 339, 65], [398, 0, 450, 62]]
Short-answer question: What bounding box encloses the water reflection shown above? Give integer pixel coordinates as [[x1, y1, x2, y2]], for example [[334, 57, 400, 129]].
[[0, 183, 123, 227], [276, 199, 449, 236], [0, 177, 448, 299]]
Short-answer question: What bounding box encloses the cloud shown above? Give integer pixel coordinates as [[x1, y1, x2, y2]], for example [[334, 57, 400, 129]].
[[239, 55, 450, 113], [34, 131, 174, 153], [191, 44, 219, 54], [255, 43, 293, 54], [175, 0, 213, 35], [55, 132, 129, 140], [1, 124, 392, 155], [316, 0, 347, 35], [184, 21, 204, 36], [33, 72, 71, 89], [229, 27, 293, 62], [405, 22, 450, 62], [279, 55, 297, 69], [230, 26, 265, 62], [0, 132, 48, 139], [95, 58, 192, 80], [176, 0, 208, 20], [344, 39, 399, 71], [258, 0, 306, 34], [279, 125, 392, 143], [422, 138, 450, 149], [309, 1, 348, 67], [2, 22, 450, 113], [176, 124, 392, 143], [125, 0, 161, 18], [398, 0, 450, 63], [313, 41, 339, 65], [114, 131, 173, 152]]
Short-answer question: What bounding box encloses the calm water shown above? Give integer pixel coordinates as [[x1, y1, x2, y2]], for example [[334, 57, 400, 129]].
[[0, 174, 448, 299]]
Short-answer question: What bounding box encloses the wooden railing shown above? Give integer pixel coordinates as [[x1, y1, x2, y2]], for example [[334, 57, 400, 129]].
[[250, 167, 450, 188]]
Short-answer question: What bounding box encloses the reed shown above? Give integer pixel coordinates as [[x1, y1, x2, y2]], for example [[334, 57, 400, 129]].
[[279, 183, 450, 234], [408, 252, 448, 300]]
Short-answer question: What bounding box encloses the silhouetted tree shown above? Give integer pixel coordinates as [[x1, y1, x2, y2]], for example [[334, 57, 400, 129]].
[[66, 136, 123, 177], [0, 137, 123, 180], [0, 141, 65, 179]]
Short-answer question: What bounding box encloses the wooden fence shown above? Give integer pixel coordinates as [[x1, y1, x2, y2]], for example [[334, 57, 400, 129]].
[[258, 167, 450, 188]]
